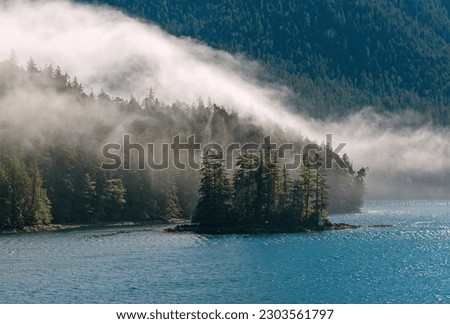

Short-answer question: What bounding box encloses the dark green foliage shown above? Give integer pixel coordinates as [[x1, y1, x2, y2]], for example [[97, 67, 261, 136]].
[[195, 149, 334, 229], [278, 165, 293, 223], [0, 163, 8, 226], [78, 0, 450, 125], [311, 167, 329, 227], [94, 173, 126, 221], [231, 153, 259, 224], [290, 179, 304, 222], [27, 164, 52, 225], [255, 149, 280, 224], [165, 179, 182, 220], [0, 58, 366, 229], [193, 150, 231, 226], [40, 144, 76, 224], [0, 156, 31, 227], [120, 170, 161, 221], [77, 173, 97, 223], [299, 164, 313, 221], [0, 155, 52, 228]]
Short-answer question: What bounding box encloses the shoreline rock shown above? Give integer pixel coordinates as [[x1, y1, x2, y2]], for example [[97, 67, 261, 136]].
[[1, 221, 392, 235], [0, 220, 172, 234], [166, 222, 363, 234]]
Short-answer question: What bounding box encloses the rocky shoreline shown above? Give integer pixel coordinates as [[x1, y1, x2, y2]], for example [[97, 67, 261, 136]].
[[0, 220, 173, 234], [165, 222, 363, 234], [1, 221, 393, 235]]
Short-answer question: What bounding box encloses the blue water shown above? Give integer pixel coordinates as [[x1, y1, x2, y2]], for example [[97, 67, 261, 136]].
[[0, 200, 449, 304]]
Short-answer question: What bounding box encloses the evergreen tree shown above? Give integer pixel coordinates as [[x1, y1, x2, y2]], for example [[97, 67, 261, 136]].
[[43, 65, 54, 79], [26, 57, 38, 73], [299, 163, 313, 222], [97, 88, 111, 103], [291, 178, 304, 224], [193, 150, 231, 226], [104, 178, 126, 220], [7, 50, 18, 66], [142, 87, 156, 110], [311, 167, 329, 227], [278, 164, 294, 224], [95, 172, 126, 221], [41, 145, 75, 224], [165, 179, 182, 220], [351, 167, 368, 212], [71, 76, 84, 94], [0, 161, 9, 226], [231, 152, 258, 224], [0, 159, 52, 227], [26, 164, 52, 225], [76, 173, 97, 223], [121, 170, 161, 220], [253, 149, 280, 224], [2, 156, 32, 227]]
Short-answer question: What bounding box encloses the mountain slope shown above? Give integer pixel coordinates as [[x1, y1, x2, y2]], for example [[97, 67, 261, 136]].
[[80, 0, 450, 124]]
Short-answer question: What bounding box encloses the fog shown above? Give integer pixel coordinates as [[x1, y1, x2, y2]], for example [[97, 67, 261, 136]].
[[1, 0, 449, 199]]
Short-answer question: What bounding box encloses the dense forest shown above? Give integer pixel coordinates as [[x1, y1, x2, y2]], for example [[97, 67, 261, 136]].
[[193, 149, 333, 230], [0, 57, 366, 230], [79, 0, 450, 125]]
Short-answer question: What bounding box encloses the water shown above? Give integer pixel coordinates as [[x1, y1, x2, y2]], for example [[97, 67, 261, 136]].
[[0, 200, 449, 304]]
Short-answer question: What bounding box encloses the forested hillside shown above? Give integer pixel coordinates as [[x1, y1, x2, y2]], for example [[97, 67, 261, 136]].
[[0, 57, 366, 229], [79, 0, 450, 125]]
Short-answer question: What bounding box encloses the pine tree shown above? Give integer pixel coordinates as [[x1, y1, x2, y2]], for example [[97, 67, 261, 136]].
[[27, 164, 52, 225], [317, 170, 329, 217], [104, 178, 126, 221], [193, 150, 231, 226], [299, 163, 313, 222], [351, 167, 369, 212], [0, 159, 52, 228], [142, 87, 156, 110], [232, 152, 258, 225], [312, 167, 329, 227], [2, 156, 32, 227], [26, 57, 38, 73], [43, 65, 54, 78], [122, 170, 160, 220], [76, 173, 97, 223], [95, 172, 126, 221], [253, 149, 280, 224], [262, 149, 280, 224], [7, 50, 18, 66], [278, 164, 294, 224], [0, 161, 9, 227], [291, 178, 304, 224], [71, 77, 84, 94], [41, 145, 75, 224], [165, 180, 182, 220], [53, 66, 68, 91], [97, 88, 111, 103]]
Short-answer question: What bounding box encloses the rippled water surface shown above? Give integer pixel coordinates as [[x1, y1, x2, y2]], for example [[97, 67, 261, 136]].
[[0, 200, 449, 303]]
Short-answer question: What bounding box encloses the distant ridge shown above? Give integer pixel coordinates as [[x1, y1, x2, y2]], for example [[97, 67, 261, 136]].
[[79, 0, 450, 125]]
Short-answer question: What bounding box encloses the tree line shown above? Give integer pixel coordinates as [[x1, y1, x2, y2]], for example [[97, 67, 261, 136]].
[[0, 57, 367, 229], [194, 149, 331, 229]]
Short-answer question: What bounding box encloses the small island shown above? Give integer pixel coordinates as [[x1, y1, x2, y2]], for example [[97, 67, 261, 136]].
[[168, 149, 366, 234], [167, 223, 361, 234]]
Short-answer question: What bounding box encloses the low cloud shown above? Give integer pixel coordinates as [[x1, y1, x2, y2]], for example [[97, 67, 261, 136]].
[[1, 0, 449, 199]]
